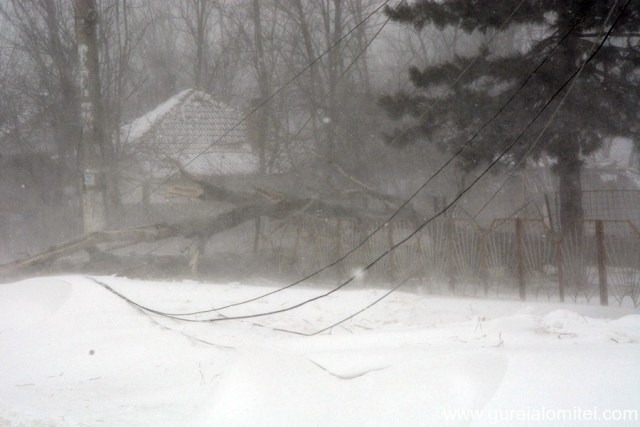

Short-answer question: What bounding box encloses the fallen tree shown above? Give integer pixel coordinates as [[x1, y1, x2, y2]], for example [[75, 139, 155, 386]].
[[0, 224, 176, 276], [1, 165, 414, 279]]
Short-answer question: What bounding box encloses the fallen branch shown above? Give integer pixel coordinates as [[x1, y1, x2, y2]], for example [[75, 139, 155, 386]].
[[2, 163, 401, 277], [0, 224, 176, 276]]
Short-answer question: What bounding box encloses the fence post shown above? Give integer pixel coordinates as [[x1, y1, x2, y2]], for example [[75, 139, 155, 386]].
[[336, 218, 345, 277], [556, 238, 565, 303], [292, 217, 303, 274], [595, 220, 609, 306], [480, 233, 489, 296], [387, 222, 397, 279], [415, 232, 426, 281], [253, 217, 261, 253], [447, 220, 456, 293], [516, 218, 526, 300]]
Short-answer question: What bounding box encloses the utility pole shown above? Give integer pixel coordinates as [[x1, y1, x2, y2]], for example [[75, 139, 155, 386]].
[[75, 0, 107, 233]]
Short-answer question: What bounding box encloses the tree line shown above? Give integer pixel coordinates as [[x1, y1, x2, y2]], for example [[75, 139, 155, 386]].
[[1, 0, 638, 275]]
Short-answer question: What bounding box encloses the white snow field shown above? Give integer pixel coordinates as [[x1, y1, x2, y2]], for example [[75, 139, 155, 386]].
[[1, 275, 639, 426]]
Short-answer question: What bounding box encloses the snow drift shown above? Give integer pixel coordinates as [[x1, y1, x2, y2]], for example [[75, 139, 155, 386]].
[[1, 276, 639, 426]]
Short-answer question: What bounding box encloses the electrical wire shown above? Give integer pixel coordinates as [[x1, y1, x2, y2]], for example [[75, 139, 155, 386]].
[[469, 0, 622, 224], [309, 265, 423, 336], [165, 0, 626, 324], [97, 0, 618, 326], [299, 0, 629, 336], [122, 41, 613, 325], [127, 0, 529, 314], [136, 4, 398, 259], [128, 0, 596, 317], [117, 0, 392, 215]]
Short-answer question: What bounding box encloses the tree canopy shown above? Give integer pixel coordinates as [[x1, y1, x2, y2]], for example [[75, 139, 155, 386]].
[[381, 0, 640, 233]]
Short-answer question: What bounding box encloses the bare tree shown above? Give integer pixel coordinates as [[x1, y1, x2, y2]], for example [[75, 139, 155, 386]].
[[0, 0, 84, 246], [97, 0, 155, 217], [177, 0, 216, 89], [0, 0, 440, 280], [0, 0, 79, 173]]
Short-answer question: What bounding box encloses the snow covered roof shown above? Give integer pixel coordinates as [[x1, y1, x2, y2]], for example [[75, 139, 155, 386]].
[[588, 137, 637, 169], [519, 164, 640, 194], [122, 89, 258, 177]]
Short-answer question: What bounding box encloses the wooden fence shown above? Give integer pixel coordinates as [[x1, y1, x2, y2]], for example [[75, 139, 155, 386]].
[[2, 201, 638, 307], [257, 216, 640, 307]]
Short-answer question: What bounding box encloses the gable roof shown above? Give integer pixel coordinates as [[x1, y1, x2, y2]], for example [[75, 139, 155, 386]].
[[520, 164, 640, 194], [121, 89, 258, 177]]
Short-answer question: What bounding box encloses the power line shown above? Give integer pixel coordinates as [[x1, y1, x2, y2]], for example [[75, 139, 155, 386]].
[[153, 0, 625, 325], [87, 275, 293, 335], [309, 265, 422, 336], [130, 0, 529, 315], [80, 277, 237, 349], [133, 0, 595, 317], [88, 0, 622, 328], [267, 4, 396, 170], [100, 0, 556, 320], [468, 0, 620, 224], [137, 4, 398, 260], [300, 0, 629, 336], [117, 0, 392, 216]]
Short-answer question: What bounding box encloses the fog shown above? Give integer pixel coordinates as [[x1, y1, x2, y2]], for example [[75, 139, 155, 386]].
[[0, 1, 637, 301], [0, 0, 638, 300], [1, 1, 640, 425]]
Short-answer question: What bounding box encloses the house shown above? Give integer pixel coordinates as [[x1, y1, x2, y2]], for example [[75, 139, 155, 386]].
[[120, 89, 259, 208], [539, 138, 640, 226], [468, 138, 640, 230]]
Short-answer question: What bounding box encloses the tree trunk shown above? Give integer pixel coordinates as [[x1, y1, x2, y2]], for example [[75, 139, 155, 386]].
[[251, 0, 269, 174], [557, 144, 585, 292], [194, 0, 207, 89], [324, 0, 343, 163], [251, 0, 271, 252], [557, 146, 584, 238]]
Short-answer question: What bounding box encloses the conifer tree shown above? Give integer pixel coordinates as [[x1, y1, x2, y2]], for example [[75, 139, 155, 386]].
[[380, 0, 639, 235]]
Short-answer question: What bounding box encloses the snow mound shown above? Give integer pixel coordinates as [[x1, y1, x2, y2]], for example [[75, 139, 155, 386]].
[[193, 347, 507, 426], [1, 276, 639, 425], [0, 277, 72, 330], [538, 310, 640, 343], [0, 276, 178, 382], [0, 276, 224, 425]]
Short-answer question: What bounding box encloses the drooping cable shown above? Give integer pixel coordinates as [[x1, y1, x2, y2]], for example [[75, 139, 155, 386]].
[[117, 0, 392, 215], [132, 0, 598, 317], [301, 0, 629, 336]]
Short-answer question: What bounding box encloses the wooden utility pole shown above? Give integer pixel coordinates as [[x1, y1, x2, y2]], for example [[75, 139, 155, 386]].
[[75, 0, 106, 233]]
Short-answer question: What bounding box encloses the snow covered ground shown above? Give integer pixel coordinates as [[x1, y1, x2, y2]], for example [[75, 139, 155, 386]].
[[1, 275, 639, 426]]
